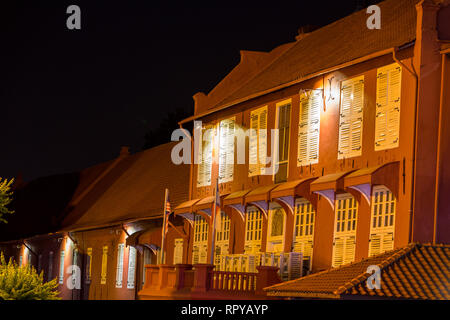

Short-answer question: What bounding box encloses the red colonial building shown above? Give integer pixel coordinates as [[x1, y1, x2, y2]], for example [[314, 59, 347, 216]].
[[148, 0, 450, 298]]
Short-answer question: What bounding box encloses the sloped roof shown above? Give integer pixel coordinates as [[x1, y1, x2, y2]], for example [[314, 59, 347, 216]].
[[183, 0, 419, 124], [61, 142, 190, 231], [265, 243, 450, 300], [0, 160, 113, 241]]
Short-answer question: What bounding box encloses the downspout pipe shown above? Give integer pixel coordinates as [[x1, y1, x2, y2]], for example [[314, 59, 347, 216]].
[[432, 53, 446, 244], [390, 47, 419, 244]]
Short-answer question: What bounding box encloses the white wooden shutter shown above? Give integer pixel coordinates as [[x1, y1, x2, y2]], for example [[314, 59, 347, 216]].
[[343, 235, 356, 265], [249, 106, 267, 176], [173, 238, 184, 265], [127, 246, 137, 289], [338, 76, 364, 159], [369, 233, 382, 257], [298, 92, 321, 166], [288, 252, 303, 280], [219, 117, 235, 183], [332, 237, 345, 267], [197, 126, 213, 187], [375, 63, 401, 150], [59, 250, 65, 284], [115, 244, 125, 288]]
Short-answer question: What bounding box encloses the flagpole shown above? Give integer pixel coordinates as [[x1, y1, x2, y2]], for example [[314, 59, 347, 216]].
[[210, 178, 218, 265], [160, 188, 169, 265]]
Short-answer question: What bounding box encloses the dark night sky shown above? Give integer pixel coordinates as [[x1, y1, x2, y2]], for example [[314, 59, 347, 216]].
[[0, 0, 381, 182]]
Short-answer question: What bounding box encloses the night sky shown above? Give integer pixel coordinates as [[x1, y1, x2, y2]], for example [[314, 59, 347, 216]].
[[0, 0, 381, 182]]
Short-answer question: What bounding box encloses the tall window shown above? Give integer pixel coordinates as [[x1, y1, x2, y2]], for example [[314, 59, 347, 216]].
[[375, 63, 402, 150], [197, 124, 214, 187], [244, 207, 263, 254], [218, 117, 235, 183], [101, 246, 108, 285], [293, 198, 315, 264], [48, 251, 54, 281], [298, 91, 321, 166], [338, 76, 364, 159], [115, 243, 125, 288], [369, 186, 396, 256], [249, 106, 268, 176], [275, 101, 291, 183], [267, 204, 286, 253], [193, 215, 209, 264], [332, 194, 358, 267], [214, 212, 230, 267], [127, 246, 137, 289]]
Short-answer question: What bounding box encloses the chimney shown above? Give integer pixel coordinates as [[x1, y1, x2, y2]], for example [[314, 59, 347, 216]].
[[295, 25, 318, 41], [119, 146, 130, 157]]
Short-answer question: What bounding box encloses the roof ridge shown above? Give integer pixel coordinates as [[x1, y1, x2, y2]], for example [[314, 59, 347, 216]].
[[334, 243, 418, 295]]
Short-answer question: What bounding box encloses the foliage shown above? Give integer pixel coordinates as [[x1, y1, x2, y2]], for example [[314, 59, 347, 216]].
[[0, 252, 60, 300], [0, 178, 14, 224], [143, 107, 194, 150]]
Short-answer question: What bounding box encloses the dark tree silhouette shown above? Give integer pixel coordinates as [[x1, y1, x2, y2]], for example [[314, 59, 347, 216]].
[[143, 107, 194, 150]]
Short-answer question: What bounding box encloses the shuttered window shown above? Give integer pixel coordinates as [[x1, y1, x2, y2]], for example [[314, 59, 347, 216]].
[[193, 215, 208, 264], [338, 76, 364, 159], [127, 246, 137, 289], [115, 243, 125, 288], [214, 212, 230, 268], [58, 250, 65, 284], [197, 124, 214, 187], [297, 91, 321, 166], [48, 251, 53, 280], [332, 194, 358, 267], [375, 63, 402, 150], [244, 207, 263, 254], [275, 102, 291, 183], [218, 117, 236, 183], [369, 186, 396, 256], [249, 106, 268, 176], [173, 239, 184, 265], [101, 246, 108, 285], [293, 198, 315, 260]]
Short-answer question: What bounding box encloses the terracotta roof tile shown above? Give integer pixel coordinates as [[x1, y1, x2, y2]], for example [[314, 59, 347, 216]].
[[265, 243, 450, 300], [210, 0, 418, 112]]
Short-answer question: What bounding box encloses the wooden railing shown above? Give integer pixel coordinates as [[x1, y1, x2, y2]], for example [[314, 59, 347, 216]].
[[211, 271, 257, 292], [138, 264, 281, 299]]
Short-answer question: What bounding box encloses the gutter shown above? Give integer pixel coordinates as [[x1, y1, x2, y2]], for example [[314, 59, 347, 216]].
[[390, 47, 419, 244], [179, 47, 411, 125]]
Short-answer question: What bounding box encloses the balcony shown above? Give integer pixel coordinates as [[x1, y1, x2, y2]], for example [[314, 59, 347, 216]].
[[138, 264, 281, 300]]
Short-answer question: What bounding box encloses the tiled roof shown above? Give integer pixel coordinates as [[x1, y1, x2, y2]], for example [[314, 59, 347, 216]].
[[61, 142, 190, 231], [265, 243, 450, 300], [208, 0, 418, 112]]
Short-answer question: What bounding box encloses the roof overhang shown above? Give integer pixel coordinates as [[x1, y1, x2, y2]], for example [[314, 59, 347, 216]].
[[270, 177, 318, 215], [310, 171, 354, 210], [244, 184, 279, 217], [344, 162, 400, 204]]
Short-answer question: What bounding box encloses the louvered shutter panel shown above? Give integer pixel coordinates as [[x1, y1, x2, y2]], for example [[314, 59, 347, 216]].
[[258, 108, 268, 174], [115, 244, 124, 288], [218, 121, 228, 182], [339, 76, 364, 158], [338, 83, 353, 158], [127, 246, 137, 289], [197, 137, 205, 187], [309, 92, 321, 163], [225, 119, 235, 181], [375, 64, 401, 150], [59, 250, 65, 284], [343, 236, 356, 265], [375, 70, 389, 149], [288, 252, 303, 280], [351, 80, 364, 154], [382, 232, 394, 252], [332, 237, 345, 267], [387, 66, 401, 147], [101, 246, 108, 285], [249, 112, 259, 176], [297, 93, 310, 165], [369, 233, 382, 257]]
